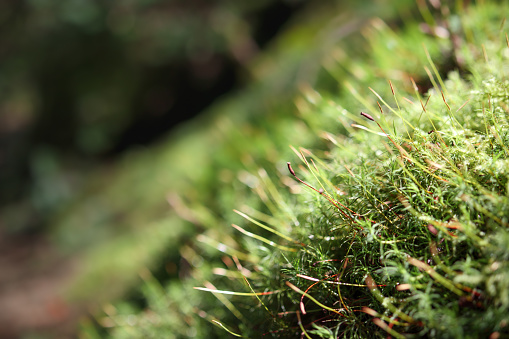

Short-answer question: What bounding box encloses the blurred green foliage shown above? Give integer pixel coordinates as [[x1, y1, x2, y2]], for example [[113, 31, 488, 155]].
[[0, 0, 310, 233], [0, 1, 313, 337]]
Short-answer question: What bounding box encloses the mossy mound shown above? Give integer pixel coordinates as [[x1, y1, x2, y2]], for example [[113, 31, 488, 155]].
[[83, 1, 509, 338]]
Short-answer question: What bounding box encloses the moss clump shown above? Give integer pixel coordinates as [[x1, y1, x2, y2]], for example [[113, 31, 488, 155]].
[[201, 2, 509, 338], [84, 1, 509, 338]]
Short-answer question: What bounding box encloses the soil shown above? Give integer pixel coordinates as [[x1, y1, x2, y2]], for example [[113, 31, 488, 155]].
[[0, 232, 84, 338]]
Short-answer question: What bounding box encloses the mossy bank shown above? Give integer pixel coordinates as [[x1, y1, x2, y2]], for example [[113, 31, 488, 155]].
[[82, 1, 509, 338]]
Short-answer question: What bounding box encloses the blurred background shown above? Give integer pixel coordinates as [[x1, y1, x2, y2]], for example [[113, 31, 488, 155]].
[[0, 0, 309, 237], [0, 0, 314, 337]]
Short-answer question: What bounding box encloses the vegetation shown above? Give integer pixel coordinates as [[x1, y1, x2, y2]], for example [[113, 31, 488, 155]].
[[0, 0, 306, 236], [77, 1, 509, 338]]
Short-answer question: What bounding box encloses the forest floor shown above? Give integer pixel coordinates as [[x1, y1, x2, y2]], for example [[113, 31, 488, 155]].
[[0, 233, 83, 338]]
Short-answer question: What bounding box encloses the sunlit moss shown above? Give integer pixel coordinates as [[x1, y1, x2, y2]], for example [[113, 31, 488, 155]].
[[83, 1, 509, 338]]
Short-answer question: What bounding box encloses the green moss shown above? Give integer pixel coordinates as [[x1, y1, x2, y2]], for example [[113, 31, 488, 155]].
[[226, 2, 509, 338], [80, 1, 509, 338]]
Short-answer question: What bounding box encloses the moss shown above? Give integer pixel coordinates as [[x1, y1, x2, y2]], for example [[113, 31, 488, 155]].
[[82, 1, 509, 338], [226, 2, 509, 338]]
